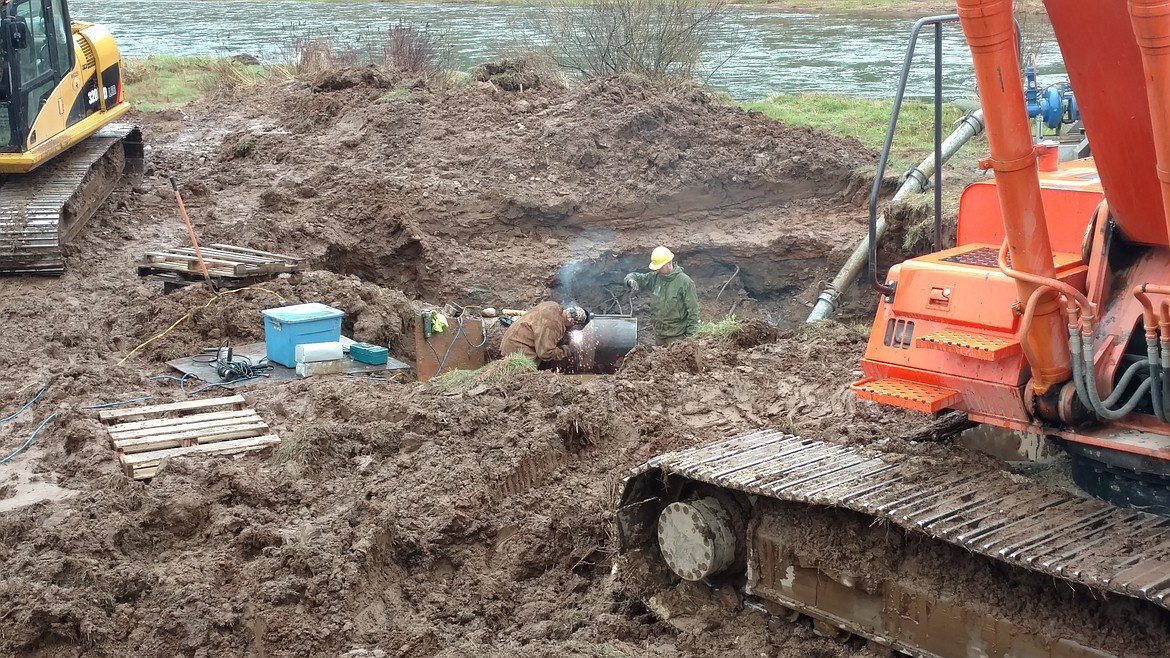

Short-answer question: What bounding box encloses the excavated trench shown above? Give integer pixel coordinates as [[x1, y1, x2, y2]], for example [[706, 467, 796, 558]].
[[0, 73, 972, 658]]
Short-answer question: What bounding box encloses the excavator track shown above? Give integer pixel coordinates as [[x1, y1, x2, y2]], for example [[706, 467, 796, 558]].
[[616, 430, 1170, 657], [0, 123, 144, 275]]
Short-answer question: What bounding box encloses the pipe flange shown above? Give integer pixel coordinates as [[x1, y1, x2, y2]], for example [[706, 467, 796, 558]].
[[656, 497, 738, 581]]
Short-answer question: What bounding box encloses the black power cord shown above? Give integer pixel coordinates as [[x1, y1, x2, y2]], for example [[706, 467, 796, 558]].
[[205, 340, 274, 382]]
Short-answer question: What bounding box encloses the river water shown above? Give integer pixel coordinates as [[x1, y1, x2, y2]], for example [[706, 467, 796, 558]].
[[69, 0, 1065, 101]]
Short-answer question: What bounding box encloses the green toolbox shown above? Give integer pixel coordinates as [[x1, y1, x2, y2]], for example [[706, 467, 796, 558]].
[[350, 342, 389, 365]]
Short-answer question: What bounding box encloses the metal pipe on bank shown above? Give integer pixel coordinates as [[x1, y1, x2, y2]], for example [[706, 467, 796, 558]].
[[806, 109, 986, 322]]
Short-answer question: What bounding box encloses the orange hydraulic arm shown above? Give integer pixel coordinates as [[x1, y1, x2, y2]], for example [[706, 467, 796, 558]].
[[956, 0, 1072, 393], [1131, 0, 1170, 246]]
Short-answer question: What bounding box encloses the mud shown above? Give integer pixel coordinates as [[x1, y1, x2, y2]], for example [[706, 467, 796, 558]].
[[0, 72, 992, 657]]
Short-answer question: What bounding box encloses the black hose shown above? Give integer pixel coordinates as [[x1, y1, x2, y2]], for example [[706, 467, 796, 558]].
[[1149, 354, 1164, 422], [1162, 359, 1170, 423]]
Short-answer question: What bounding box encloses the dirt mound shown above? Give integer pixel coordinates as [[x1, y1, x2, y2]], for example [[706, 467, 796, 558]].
[[116, 271, 416, 365], [0, 68, 942, 658], [146, 73, 881, 326], [0, 331, 927, 657], [473, 58, 545, 91]]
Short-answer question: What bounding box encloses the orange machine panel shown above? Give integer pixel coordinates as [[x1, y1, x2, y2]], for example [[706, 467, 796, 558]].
[[855, 243, 1088, 426], [888, 244, 1087, 331], [957, 161, 1104, 252]]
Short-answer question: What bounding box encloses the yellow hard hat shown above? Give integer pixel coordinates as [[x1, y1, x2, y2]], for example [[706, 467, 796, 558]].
[[649, 246, 674, 270]]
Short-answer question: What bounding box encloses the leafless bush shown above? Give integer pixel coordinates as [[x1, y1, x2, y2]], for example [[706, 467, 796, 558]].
[[278, 20, 452, 78], [530, 0, 731, 80], [1015, 0, 1053, 65], [383, 21, 450, 76]]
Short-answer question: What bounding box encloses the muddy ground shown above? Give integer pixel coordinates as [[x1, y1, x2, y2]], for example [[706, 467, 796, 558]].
[[0, 70, 1022, 657]]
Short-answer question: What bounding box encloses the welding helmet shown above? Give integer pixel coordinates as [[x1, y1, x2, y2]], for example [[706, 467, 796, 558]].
[[649, 246, 674, 270], [565, 305, 591, 329]]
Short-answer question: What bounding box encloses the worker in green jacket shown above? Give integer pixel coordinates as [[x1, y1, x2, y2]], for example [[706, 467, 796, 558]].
[[624, 246, 700, 344]]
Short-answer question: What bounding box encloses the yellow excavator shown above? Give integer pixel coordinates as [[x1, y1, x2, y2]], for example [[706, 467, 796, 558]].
[[0, 0, 142, 275]]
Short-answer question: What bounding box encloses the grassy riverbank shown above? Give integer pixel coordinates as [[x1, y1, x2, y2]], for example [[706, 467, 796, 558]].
[[295, 0, 953, 10], [743, 93, 984, 168], [124, 56, 268, 112]]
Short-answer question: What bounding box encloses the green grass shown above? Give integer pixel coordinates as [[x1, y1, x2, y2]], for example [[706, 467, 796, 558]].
[[433, 352, 537, 391], [123, 55, 268, 112], [741, 93, 985, 170], [252, 0, 955, 10], [377, 88, 412, 102], [729, 0, 947, 8], [694, 314, 742, 339]]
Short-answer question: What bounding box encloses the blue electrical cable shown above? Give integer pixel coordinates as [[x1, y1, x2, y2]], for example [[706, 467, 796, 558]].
[[83, 396, 155, 410], [1, 386, 48, 424], [0, 412, 58, 466], [149, 374, 195, 387], [185, 376, 261, 395]]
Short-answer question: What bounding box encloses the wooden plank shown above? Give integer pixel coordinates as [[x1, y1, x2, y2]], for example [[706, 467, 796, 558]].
[[106, 409, 257, 433], [109, 414, 264, 440], [121, 435, 282, 467], [210, 243, 303, 262], [170, 247, 270, 264], [140, 261, 239, 277], [116, 423, 270, 453], [145, 252, 242, 267], [98, 395, 246, 422], [169, 247, 276, 265]]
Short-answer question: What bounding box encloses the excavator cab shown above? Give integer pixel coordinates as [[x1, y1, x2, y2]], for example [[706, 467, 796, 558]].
[[0, 0, 129, 168], [0, 0, 141, 275], [2, 0, 77, 152]]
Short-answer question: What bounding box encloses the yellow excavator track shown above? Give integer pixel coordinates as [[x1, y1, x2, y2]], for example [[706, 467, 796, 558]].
[[0, 123, 143, 275], [616, 430, 1170, 657]]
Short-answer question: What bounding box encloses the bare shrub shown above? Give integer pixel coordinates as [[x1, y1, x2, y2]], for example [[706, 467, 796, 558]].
[[278, 19, 453, 79], [1015, 0, 1052, 65], [285, 34, 360, 75], [383, 21, 449, 76], [530, 0, 731, 80]]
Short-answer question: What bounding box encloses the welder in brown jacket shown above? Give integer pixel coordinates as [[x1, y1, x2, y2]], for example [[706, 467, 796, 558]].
[[500, 302, 591, 368]]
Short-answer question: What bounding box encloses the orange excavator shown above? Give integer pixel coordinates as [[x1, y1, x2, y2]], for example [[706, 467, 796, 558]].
[[615, 1, 1170, 656]]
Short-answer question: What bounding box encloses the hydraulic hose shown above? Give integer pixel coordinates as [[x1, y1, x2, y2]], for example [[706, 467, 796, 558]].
[[1072, 329, 1153, 420], [1159, 300, 1170, 420], [1148, 335, 1166, 422]]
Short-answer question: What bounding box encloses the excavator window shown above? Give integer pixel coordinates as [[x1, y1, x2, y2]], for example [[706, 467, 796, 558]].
[[0, 14, 19, 149], [45, 0, 68, 77], [12, 1, 51, 83], [3, 0, 70, 149]]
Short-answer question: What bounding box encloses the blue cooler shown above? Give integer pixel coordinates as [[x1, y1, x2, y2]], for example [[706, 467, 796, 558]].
[[261, 303, 345, 368]]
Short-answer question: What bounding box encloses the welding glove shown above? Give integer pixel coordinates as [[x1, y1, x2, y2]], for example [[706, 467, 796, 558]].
[[624, 273, 639, 291]]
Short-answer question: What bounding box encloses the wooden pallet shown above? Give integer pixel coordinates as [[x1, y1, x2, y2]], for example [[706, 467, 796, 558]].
[[137, 243, 304, 281], [97, 395, 281, 480]]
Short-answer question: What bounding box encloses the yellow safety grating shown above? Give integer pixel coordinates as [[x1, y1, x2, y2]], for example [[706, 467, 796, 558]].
[[850, 377, 961, 414], [915, 329, 1021, 361]]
